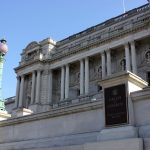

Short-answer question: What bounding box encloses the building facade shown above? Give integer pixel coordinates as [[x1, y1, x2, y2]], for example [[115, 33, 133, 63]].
[[1, 3, 150, 150]]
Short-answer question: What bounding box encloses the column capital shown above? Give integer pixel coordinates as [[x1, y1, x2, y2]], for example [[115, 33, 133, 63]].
[[124, 42, 129, 47], [21, 74, 25, 78], [85, 57, 89, 61], [80, 59, 84, 62], [60, 65, 65, 68], [105, 48, 111, 53], [16, 76, 20, 80], [37, 69, 42, 72], [65, 63, 70, 67], [100, 51, 105, 55], [130, 40, 135, 45], [48, 69, 52, 73], [32, 70, 36, 74]]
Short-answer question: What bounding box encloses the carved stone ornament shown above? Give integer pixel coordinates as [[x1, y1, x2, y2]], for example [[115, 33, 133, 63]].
[[145, 49, 150, 62], [25, 41, 39, 50], [120, 58, 126, 71]]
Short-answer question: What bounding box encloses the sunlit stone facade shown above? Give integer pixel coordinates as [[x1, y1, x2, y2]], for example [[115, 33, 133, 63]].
[[2, 3, 150, 150]]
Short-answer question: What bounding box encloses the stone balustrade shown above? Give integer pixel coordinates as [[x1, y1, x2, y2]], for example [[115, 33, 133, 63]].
[[51, 91, 104, 109]]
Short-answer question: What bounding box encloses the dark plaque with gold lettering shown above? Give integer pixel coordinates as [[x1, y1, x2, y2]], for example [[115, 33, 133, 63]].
[[104, 84, 128, 126]]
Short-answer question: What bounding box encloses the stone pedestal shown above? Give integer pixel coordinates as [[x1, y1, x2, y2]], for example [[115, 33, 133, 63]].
[[98, 71, 148, 140], [97, 126, 138, 141], [85, 138, 143, 150], [12, 108, 33, 117], [29, 104, 51, 113], [0, 110, 11, 120]]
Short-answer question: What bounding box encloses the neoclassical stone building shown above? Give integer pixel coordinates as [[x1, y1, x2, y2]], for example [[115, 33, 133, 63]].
[[1, 3, 150, 150]]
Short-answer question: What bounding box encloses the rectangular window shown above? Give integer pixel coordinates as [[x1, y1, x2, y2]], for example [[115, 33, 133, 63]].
[[77, 89, 80, 96], [97, 85, 102, 92], [147, 72, 150, 86]]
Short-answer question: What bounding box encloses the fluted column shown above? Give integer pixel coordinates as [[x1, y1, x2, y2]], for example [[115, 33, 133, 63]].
[[125, 43, 131, 71], [48, 69, 53, 103], [85, 57, 89, 95], [18, 75, 24, 108], [80, 59, 84, 95], [101, 52, 106, 78], [65, 64, 69, 99], [106, 49, 111, 76], [31, 71, 36, 104], [130, 41, 137, 74], [61, 66, 65, 100], [14, 76, 20, 108], [35, 70, 41, 104]]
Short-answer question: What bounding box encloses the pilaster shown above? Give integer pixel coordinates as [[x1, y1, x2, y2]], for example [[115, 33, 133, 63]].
[[130, 41, 137, 74], [18, 75, 25, 108]]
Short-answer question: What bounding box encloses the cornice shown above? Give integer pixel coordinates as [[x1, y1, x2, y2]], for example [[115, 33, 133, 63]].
[[57, 4, 149, 46], [17, 4, 150, 69], [0, 100, 103, 127], [14, 59, 42, 72], [131, 87, 150, 101], [47, 18, 150, 64]]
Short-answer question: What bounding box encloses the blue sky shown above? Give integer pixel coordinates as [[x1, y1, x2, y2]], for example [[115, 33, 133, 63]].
[[0, 0, 148, 99]]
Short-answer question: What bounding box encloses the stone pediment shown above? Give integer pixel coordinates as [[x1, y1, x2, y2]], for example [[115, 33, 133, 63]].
[[25, 41, 39, 51]]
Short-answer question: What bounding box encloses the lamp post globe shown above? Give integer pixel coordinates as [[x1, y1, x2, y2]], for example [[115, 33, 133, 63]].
[[0, 39, 8, 55]]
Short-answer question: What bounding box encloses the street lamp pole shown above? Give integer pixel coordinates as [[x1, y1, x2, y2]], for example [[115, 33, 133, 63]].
[[0, 39, 8, 111]]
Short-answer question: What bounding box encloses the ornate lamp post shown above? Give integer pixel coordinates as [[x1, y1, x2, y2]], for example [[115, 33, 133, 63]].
[[0, 39, 8, 111]]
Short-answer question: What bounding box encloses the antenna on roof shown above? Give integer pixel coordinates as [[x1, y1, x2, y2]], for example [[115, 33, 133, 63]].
[[123, 0, 126, 13]]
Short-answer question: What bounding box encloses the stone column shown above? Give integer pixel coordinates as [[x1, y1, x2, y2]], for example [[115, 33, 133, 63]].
[[48, 69, 53, 104], [35, 70, 41, 104], [80, 59, 84, 95], [125, 43, 131, 71], [101, 52, 106, 78], [106, 49, 111, 76], [130, 41, 137, 74], [61, 66, 65, 100], [18, 75, 25, 108], [14, 76, 20, 108], [31, 71, 36, 104], [85, 57, 89, 95], [65, 64, 69, 99]]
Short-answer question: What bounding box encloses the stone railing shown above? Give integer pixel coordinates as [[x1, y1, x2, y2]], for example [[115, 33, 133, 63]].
[[51, 91, 104, 109]]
